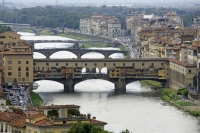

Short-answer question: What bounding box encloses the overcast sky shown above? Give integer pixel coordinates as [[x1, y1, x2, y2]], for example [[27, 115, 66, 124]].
[[6, 0, 200, 3]]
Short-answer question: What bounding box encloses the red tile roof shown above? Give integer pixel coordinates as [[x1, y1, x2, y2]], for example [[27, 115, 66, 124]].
[[169, 58, 196, 67], [27, 113, 46, 119], [8, 115, 26, 128], [33, 119, 53, 126]]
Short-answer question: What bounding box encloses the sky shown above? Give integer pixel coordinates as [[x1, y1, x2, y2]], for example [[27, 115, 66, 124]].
[[5, 0, 200, 3]]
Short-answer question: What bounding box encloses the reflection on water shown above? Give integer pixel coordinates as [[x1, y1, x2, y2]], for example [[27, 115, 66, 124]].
[[20, 32, 200, 133]]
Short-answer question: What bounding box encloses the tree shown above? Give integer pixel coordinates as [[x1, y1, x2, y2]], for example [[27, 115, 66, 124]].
[[68, 123, 112, 133], [68, 108, 80, 116], [47, 109, 59, 117], [120, 129, 131, 133]]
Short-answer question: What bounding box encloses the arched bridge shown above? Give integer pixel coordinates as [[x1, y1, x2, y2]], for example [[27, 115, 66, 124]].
[[11, 27, 60, 36], [33, 58, 170, 92], [34, 48, 127, 59]]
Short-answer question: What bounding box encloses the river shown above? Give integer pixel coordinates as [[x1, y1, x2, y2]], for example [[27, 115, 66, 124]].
[[19, 32, 200, 133]]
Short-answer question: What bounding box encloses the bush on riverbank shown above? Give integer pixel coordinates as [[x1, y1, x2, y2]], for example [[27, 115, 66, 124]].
[[31, 92, 43, 107], [186, 110, 200, 117], [177, 88, 188, 97], [176, 102, 196, 106], [141, 80, 162, 88], [160, 88, 180, 102]]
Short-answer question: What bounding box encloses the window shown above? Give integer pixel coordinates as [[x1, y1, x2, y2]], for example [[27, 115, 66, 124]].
[[38, 67, 40, 71], [94, 63, 97, 66], [18, 66, 21, 71], [8, 66, 12, 70], [75, 63, 78, 66], [18, 61, 21, 64], [26, 78, 29, 81], [113, 63, 116, 66], [189, 70, 191, 73], [42, 67, 44, 71], [26, 72, 29, 77], [26, 67, 29, 71], [8, 61, 12, 64], [26, 61, 29, 64], [85, 63, 87, 66], [104, 63, 106, 66], [142, 63, 144, 66], [8, 72, 12, 76], [18, 78, 21, 82], [161, 63, 163, 66], [0, 36, 5, 38], [123, 63, 125, 66], [56, 63, 58, 66], [22, 78, 25, 81], [18, 72, 21, 77], [28, 129, 31, 133], [152, 63, 154, 66], [66, 63, 68, 66], [132, 63, 135, 66], [34, 63, 36, 66], [46, 63, 49, 66]]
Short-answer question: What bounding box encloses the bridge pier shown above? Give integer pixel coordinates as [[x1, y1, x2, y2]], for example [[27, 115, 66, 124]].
[[35, 30, 40, 36], [64, 78, 75, 92], [161, 80, 169, 88], [115, 79, 126, 91]]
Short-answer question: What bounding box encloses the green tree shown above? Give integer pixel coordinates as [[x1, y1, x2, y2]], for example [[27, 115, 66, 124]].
[[47, 109, 59, 117], [68, 123, 112, 133], [68, 108, 80, 116], [120, 129, 131, 133]]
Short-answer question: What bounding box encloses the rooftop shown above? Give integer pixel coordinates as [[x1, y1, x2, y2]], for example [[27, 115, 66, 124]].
[[41, 104, 80, 109]]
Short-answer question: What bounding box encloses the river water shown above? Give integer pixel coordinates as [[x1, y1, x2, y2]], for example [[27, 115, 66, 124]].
[[19, 32, 200, 133]]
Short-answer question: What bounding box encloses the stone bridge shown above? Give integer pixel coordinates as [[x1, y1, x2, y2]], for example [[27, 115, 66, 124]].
[[34, 48, 127, 59], [11, 27, 60, 36], [33, 58, 169, 92]]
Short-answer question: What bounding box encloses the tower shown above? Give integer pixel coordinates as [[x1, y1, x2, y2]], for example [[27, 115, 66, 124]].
[[55, 0, 58, 6]]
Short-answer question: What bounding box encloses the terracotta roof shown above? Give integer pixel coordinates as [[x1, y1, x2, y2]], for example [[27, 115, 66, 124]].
[[25, 111, 38, 116], [8, 115, 26, 128], [2, 51, 33, 55], [0, 112, 22, 122], [91, 119, 107, 125], [42, 104, 80, 109], [27, 113, 46, 119], [169, 58, 196, 67], [164, 41, 181, 45], [33, 119, 53, 126]]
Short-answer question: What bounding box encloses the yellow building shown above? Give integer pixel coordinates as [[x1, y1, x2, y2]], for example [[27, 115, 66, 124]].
[[2, 41, 33, 88], [0, 31, 21, 50]]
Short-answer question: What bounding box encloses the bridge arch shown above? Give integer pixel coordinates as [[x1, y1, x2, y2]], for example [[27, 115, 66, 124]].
[[91, 67, 100, 74], [101, 67, 108, 74], [75, 79, 115, 90], [82, 67, 91, 74], [50, 51, 77, 59], [33, 80, 64, 92], [33, 52, 46, 59], [12, 28, 59, 36], [81, 52, 105, 59], [109, 53, 124, 58]]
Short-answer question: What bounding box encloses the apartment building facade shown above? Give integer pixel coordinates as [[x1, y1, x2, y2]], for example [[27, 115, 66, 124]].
[[80, 14, 121, 38], [2, 41, 33, 88]]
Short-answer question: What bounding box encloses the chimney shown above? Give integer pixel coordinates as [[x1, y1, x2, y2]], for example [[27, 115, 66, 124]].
[[92, 116, 96, 120]]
